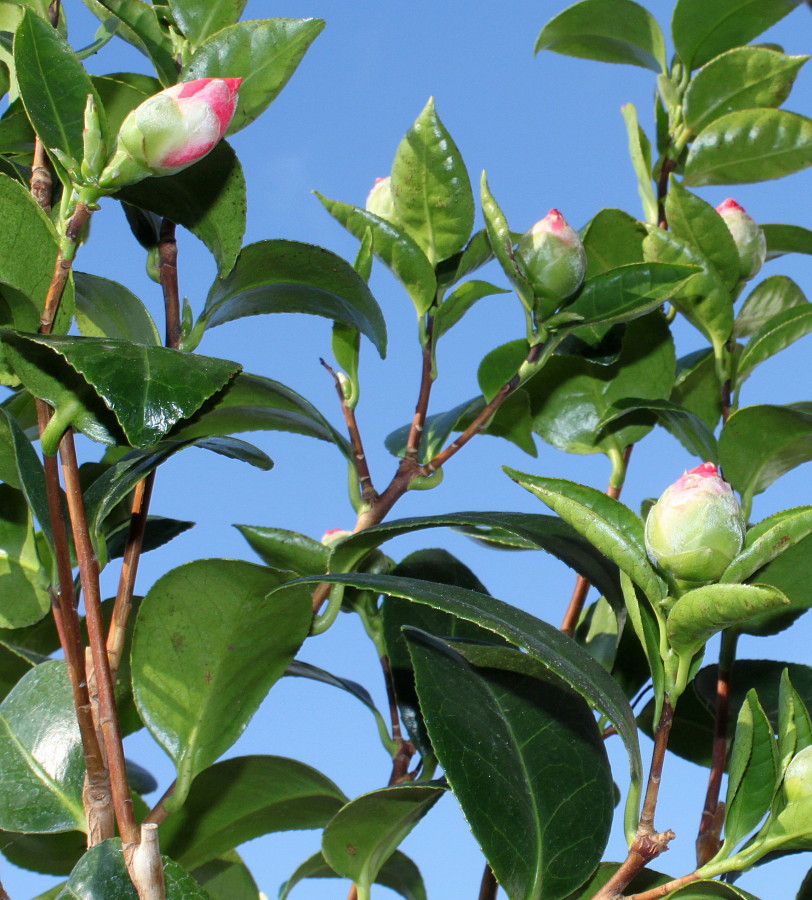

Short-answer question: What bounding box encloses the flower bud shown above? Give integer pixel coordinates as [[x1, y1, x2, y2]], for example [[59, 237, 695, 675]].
[[321, 528, 351, 547], [98, 77, 241, 189], [716, 199, 766, 282], [515, 209, 587, 312], [80, 94, 106, 182], [644, 462, 745, 585], [783, 745, 812, 802], [365, 176, 398, 224]]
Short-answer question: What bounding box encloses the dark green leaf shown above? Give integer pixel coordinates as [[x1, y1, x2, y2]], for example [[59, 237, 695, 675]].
[[91, 72, 160, 142], [321, 783, 443, 892], [672, 348, 722, 429], [279, 849, 426, 900], [667, 880, 763, 898], [234, 524, 329, 574], [435, 229, 494, 290], [132, 561, 312, 807], [684, 109, 812, 187], [722, 507, 812, 585], [762, 224, 812, 261], [0, 484, 49, 628], [736, 305, 812, 387], [408, 634, 612, 900], [181, 18, 325, 136], [434, 280, 508, 339], [735, 276, 807, 338], [385, 397, 480, 463], [0, 828, 85, 876], [316, 193, 436, 315], [672, 0, 802, 70], [168, 0, 247, 46], [105, 515, 194, 560], [189, 851, 259, 900], [534, 0, 666, 72], [0, 661, 84, 833], [390, 97, 473, 265], [683, 47, 808, 136], [199, 239, 386, 356], [479, 172, 533, 309], [73, 272, 160, 344], [580, 208, 645, 279], [0, 640, 36, 702], [158, 755, 346, 869]]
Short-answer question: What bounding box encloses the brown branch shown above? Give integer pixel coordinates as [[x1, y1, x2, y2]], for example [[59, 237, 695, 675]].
[[158, 220, 180, 350], [381, 654, 414, 785], [478, 864, 498, 900], [404, 319, 435, 461], [144, 781, 175, 827], [656, 158, 676, 230], [39, 203, 92, 334], [29, 138, 52, 214], [625, 871, 700, 900], [321, 358, 377, 506], [345, 886, 358, 900]]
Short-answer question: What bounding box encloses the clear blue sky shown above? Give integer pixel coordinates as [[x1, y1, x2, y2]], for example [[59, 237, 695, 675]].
[[5, 1, 812, 897]]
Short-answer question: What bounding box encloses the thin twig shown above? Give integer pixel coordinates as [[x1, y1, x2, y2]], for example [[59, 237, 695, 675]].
[[158, 220, 180, 350], [144, 781, 175, 827], [345, 886, 358, 900], [404, 319, 435, 461], [39, 203, 92, 333], [380, 654, 414, 785], [321, 358, 377, 506], [0, 876, 10, 900], [656, 158, 676, 229], [625, 871, 700, 900], [478, 863, 498, 900]]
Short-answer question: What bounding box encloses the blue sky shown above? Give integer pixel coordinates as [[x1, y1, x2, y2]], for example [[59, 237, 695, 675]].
[[5, 1, 812, 897]]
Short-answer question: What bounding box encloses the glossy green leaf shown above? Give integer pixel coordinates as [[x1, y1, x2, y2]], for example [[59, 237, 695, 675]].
[[0, 484, 49, 628], [665, 178, 740, 289], [621, 103, 657, 223], [619, 571, 665, 712], [235, 525, 328, 574], [408, 634, 612, 900], [279, 572, 643, 830], [390, 97, 473, 265], [762, 223, 812, 261], [434, 280, 508, 339], [683, 47, 808, 136], [507, 471, 665, 604], [171, 372, 352, 459], [168, 0, 247, 46], [317, 193, 436, 314], [91, 72, 161, 140], [0, 640, 36, 702], [117, 140, 246, 278], [534, 0, 666, 72], [157, 755, 346, 869], [321, 783, 443, 892], [106, 515, 194, 560], [2, 332, 240, 449], [684, 109, 812, 187], [279, 849, 426, 900], [78, 0, 178, 85], [14, 10, 102, 164], [667, 584, 789, 658], [199, 239, 386, 356], [0, 174, 71, 334], [435, 228, 494, 290], [723, 690, 779, 852], [735, 276, 807, 338], [189, 851, 259, 900], [0, 827, 86, 877], [580, 208, 645, 278], [384, 396, 481, 463], [736, 305, 812, 388], [643, 226, 732, 350], [722, 507, 812, 585], [0, 661, 84, 833], [672, 0, 802, 70], [73, 272, 160, 344], [181, 18, 324, 136], [672, 348, 722, 429], [668, 881, 763, 899], [526, 312, 675, 457], [131, 560, 312, 806], [720, 405, 812, 510], [54, 838, 209, 899]]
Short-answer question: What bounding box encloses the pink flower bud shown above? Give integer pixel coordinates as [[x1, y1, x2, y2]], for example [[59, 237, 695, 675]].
[[365, 176, 398, 224], [321, 528, 351, 547], [515, 209, 587, 308], [715, 199, 766, 281], [99, 78, 241, 189], [645, 463, 745, 585]]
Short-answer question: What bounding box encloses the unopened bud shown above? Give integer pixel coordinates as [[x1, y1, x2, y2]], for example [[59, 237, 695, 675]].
[[321, 528, 351, 547], [80, 94, 106, 182], [644, 462, 745, 585], [716, 199, 766, 282], [784, 745, 812, 802], [365, 176, 398, 224], [515, 209, 586, 312]]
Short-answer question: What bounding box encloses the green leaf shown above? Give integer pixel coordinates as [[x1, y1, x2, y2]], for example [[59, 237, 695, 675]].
[[0, 661, 84, 833], [190, 851, 259, 900], [181, 18, 324, 136], [14, 9, 102, 165], [279, 850, 426, 900], [666, 583, 789, 659], [672, 0, 802, 70], [736, 305, 812, 388], [91, 72, 161, 139], [390, 97, 473, 265], [131, 560, 312, 806], [168, 0, 247, 46], [171, 372, 351, 459], [560, 863, 671, 898], [580, 208, 645, 279], [0, 484, 49, 628], [762, 223, 812, 261], [2, 332, 240, 449], [684, 109, 812, 187], [106, 515, 194, 560], [506, 471, 666, 604], [620, 103, 657, 224], [534, 0, 666, 72], [672, 348, 722, 430], [683, 47, 808, 136], [54, 838, 209, 899], [434, 280, 508, 340], [157, 755, 346, 869], [278, 572, 643, 833], [722, 507, 812, 585], [384, 397, 477, 463], [117, 140, 246, 278], [73, 272, 160, 344], [719, 405, 812, 510], [435, 228, 494, 290], [235, 525, 329, 574], [479, 172, 533, 308], [316, 193, 436, 315], [199, 239, 386, 357], [735, 275, 808, 337], [0, 640, 36, 702], [526, 312, 675, 457], [407, 634, 612, 900], [321, 783, 444, 893], [667, 881, 763, 899], [0, 827, 86, 877]]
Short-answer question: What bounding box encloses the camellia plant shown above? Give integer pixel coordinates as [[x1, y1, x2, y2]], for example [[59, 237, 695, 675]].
[[1, 1, 812, 900]]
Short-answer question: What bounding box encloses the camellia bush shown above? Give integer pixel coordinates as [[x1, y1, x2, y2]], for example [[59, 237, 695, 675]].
[[1, 0, 812, 899]]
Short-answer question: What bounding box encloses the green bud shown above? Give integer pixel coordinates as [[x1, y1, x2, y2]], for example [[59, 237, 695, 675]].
[[80, 94, 106, 182], [716, 198, 766, 282], [645, 462, 745, 585], [365, 176, 398, 224], [784, 745, 812, 802]]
